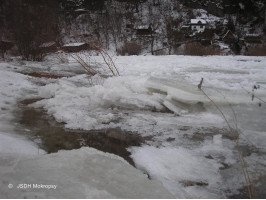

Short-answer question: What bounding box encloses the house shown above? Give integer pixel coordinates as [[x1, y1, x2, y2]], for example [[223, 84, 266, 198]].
[[62, 42, 90, 52], [190, 19, 206, 33], [39, 42, 58, 53], [244, 34, 262, 45], [74, 9, 88, 15], [135, 24, 153, 36], [222, 30, 236, 44]]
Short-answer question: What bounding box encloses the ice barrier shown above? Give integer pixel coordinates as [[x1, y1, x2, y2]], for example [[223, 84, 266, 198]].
[[146, 76, 265, 110], [34, 73, 266, 132]]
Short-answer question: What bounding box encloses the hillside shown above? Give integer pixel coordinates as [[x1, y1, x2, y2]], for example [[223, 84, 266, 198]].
[[0, 0, 266, 57]]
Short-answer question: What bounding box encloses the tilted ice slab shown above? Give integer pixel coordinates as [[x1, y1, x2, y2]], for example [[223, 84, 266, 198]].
[[146, 76, 265, 106], [0, 147, 173, 199], [34, 74, 227, 132], [34, 72, 265, 133]]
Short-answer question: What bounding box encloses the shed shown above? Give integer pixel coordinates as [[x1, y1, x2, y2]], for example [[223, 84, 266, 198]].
[[244, 34, 262, 44], [62, 42, 90, 53], [39, 42, 57, 53], [135, 25, 153, 36]]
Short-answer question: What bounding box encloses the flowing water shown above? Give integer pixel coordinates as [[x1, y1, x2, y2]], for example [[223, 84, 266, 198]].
[[17, 98, 147, 166]]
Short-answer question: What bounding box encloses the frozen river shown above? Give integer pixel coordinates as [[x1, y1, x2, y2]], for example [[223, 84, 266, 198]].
[[0, 55, 265, 198]]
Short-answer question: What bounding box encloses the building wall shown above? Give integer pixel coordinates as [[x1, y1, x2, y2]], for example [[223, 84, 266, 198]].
[[191, 25, 205, 32]]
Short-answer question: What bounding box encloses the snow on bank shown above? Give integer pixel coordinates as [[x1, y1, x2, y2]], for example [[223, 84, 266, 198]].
[[0, 62, 46, 192], [0, 63, 43, 159], [0, 147, 174, 199], [0, 65, 36, 131]]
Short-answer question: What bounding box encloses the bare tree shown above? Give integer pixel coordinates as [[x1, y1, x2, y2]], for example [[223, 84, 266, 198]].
[[3, 0, 60, 61]]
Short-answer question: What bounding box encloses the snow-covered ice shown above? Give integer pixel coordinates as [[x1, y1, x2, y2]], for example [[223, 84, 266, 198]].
[[0, 147, 173, 198]]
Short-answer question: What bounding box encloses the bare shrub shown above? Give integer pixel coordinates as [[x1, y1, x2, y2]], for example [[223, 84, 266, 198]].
[[245, 46, 266, 56], [184, 43, 220, 56], [0, 41, 14, 59], [154, 49, 168, 55], [58, 39, 119, 77], [117, 42, 142, 56], [55, 52, 69, 64]]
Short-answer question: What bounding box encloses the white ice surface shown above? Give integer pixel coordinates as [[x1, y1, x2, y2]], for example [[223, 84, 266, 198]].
[[0, 147, 173, 199]]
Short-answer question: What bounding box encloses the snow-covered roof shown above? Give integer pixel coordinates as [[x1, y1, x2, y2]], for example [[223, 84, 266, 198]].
[[223, 19, 228, 25], [75, 9, 85, 12], [39, 41, 56, 48], [0, 40, 14, 43], [245, 33, 261, 37], [135, 25, 150, 29], [190, 19, 206, 24], [63, 42, 87, 47]]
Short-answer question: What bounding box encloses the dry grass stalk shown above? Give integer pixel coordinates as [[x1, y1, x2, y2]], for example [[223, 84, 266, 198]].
[[198, 78, 255, 199], [66, 31, 120, 77], [241, 86, 266, 104], [57, 41, 119, 77], [70, 53, 99, 76]]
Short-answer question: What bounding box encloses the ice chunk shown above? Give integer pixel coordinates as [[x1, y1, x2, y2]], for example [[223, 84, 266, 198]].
[[129, 145, 225, 198], [0, 147, 173, 199]]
